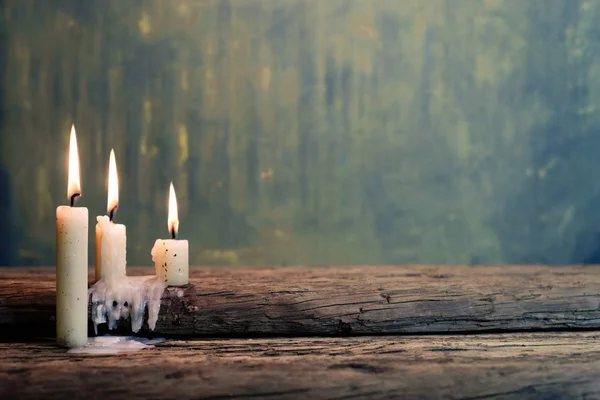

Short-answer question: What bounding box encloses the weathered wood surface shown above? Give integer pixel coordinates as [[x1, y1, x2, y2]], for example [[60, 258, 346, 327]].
[[1, 332, 600, 400], [2, 265, 600, 338]]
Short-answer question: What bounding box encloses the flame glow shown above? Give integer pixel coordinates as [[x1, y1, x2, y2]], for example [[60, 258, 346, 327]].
[[107, 149, 119, 214], [168, 182, 179, 236], [67, 125, 81, 200]]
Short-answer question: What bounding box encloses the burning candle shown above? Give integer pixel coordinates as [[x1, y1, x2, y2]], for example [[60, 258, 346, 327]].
[[151, 182, 189, 286], [95, 149, 127, 281], [56, 125, 89, 348]]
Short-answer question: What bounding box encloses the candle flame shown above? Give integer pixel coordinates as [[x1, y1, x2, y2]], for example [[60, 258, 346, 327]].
[[67, 125, 81, 201], [168, 182, 179, 236], [107, 149, 119, 215]]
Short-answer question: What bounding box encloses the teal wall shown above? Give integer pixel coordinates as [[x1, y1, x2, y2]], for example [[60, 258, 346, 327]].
[[2, 0, 600, 266]]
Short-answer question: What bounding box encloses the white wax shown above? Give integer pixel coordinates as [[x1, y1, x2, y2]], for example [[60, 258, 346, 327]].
[[56, 205, 89, 348], [151, 239, 189, 286], [95, 215, 127, 281], [67, 336, 166, 354], [89, 276, 166, 333]]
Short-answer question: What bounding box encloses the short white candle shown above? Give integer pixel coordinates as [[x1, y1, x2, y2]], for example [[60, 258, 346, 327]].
[[151, 182, 189, 286], [95, 149, 127, 281], [56, 125, 89, 348]]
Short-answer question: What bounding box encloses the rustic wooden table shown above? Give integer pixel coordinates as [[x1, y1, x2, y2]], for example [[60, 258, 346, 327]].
[[1, 266, 600, 399]]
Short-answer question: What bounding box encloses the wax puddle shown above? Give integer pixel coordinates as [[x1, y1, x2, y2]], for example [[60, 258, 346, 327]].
[[68, 336, 167, 354]]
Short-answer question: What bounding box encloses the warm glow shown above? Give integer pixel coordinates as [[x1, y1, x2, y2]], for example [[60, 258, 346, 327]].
[[107, 149, 119, 214], [168, 182, 179, 236], [67, 125, 81, 201]]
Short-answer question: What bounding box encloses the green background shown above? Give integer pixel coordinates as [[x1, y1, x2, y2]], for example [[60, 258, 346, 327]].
[[2, 0, 600, 266]]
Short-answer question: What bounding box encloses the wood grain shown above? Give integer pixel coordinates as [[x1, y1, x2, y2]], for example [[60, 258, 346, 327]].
[[1, 265, 600, 338], [1, 332, 600, 399]]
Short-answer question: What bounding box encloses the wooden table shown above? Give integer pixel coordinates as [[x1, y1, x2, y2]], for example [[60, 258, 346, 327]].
[[2, 266, 600, 399]]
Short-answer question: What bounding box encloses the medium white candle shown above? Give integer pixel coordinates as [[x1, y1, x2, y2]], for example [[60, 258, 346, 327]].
[[95, 149, 127, 281], [56, 125, 89, 348], [151, 182, 189, 286]]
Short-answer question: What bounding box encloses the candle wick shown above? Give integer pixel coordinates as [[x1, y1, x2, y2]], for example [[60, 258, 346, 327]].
[[70, 193, 81, 207], [171, 229, 176, 240], [109, 207, 117, 222]]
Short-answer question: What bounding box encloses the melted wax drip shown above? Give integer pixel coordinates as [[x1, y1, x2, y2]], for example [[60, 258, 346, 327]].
[[89, 276, 167, 334]]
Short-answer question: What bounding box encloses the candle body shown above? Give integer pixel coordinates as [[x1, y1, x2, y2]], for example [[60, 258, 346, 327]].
[[56, 206, 89, 348], [95, 215, 127, 281], [151, 239, 189, 286], [94, 224, 101, 281]]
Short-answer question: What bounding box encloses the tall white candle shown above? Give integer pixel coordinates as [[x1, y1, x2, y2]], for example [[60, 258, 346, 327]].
[[95, 149, 127, 281], [151, 183, 189, 286], [56, 125, 89, 348]]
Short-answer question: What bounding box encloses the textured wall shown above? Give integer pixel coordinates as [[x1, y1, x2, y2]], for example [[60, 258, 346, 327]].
[[3, 0, 600, 266]]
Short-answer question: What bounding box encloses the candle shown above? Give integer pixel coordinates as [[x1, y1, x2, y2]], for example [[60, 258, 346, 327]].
[[151, 182, 189, 286], [95, 149, 127, 281], [56, 125, 89, 348]]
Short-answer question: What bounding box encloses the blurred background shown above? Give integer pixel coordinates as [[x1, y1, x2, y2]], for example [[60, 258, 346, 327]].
[[2, 0, 600, 267]]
